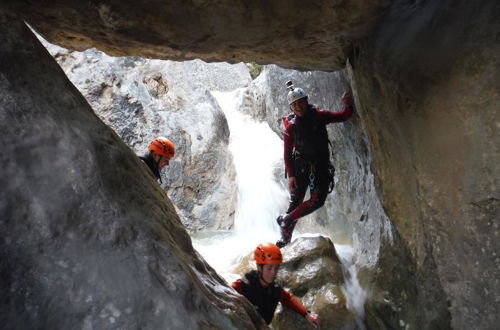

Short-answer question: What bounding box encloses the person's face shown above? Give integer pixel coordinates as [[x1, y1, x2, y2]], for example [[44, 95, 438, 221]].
[[260, 264, 280, 284], [290, 98, 308, 117], [158, 156, 170, 170], [153, 153, 171, 170]]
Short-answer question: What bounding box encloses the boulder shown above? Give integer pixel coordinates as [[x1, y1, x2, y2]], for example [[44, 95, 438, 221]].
[[273, 237, 356, 330], [232, 237, 355, 329]]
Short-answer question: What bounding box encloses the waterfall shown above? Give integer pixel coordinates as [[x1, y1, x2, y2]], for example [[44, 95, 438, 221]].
[[336, 245, 368, 330], [192, 89, 288, 282]]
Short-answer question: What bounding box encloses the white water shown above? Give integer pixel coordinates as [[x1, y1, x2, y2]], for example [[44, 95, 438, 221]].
[[192, 90, 367, 325], [336, 245, 368, 330], [192, 90, 288, 283]]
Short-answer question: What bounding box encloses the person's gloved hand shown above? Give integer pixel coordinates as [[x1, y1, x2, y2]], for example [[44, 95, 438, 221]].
[[306, 311, 321, 329], [341, 91, 353, 107]]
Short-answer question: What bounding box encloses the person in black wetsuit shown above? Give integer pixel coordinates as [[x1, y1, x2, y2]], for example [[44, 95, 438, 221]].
[[276, 81, 354, 248], [231, 242, 321, 328], [139, 137, 175, 183]]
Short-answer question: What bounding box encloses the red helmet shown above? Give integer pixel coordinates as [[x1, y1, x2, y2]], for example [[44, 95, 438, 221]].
[[253, 243, 282, 265], [149, 137, 175, 158]]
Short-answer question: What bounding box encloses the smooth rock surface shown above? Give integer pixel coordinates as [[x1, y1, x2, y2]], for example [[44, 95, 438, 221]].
[[0, 13, 266, 330], [351, 1, 500, 329], [7, 0, 392, 71]]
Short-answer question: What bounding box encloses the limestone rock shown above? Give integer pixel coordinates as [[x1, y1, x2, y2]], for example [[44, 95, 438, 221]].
[[0, 13, 265, 329], [7, 0, 392, 71], [39, 37, 253, 231], [350, 1, 500, 329]]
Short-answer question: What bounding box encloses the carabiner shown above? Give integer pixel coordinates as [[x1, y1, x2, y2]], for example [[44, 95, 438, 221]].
[[309, 172, 315, 190]]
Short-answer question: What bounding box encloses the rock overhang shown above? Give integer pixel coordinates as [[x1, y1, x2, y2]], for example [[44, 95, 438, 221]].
[[6, 0, 392, 71]]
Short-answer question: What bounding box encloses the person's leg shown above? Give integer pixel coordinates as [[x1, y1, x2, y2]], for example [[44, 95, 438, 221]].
[[276, 171, 329, 247], [286, 174, 308, 213], [286, 169, 329, 221], [276, 173, 308, 247]]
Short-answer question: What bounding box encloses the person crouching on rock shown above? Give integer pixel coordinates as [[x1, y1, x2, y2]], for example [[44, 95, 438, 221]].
[[139, 137, 175, 183], [231, 242, 321, 328]]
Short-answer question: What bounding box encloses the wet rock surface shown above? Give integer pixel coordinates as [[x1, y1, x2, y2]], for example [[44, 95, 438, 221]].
[[273, 237, 356, 330], [0, 13, 266, 330], [233, 237, 355, 330]]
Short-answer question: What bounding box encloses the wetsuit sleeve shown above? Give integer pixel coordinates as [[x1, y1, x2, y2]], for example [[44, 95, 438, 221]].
[[284, 125, 295, 177], [316, 105, 353, 124], [280, 288, 308, 316], [231, 280, 244, 294]]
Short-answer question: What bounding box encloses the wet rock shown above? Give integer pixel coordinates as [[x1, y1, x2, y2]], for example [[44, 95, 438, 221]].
[[273, 237, 356, 330], [232, 237, 355, 329]]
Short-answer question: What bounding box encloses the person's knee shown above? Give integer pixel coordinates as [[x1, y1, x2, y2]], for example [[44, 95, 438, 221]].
[[310, 192, 327, 210], [310, 199, 325, 212]]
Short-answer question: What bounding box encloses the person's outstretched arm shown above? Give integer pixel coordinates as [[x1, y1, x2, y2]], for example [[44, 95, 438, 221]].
[[317, 91, 354, 124], [231, 279, 244, 293], [280, 289, 321, 329]]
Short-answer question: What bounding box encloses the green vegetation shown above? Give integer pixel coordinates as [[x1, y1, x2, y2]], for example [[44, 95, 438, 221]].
[[247, 62, 264, 79]]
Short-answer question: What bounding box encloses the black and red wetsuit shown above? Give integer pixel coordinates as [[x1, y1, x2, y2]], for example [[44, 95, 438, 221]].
[[231, 270, 308, 324], [139, 152, 162, 183], [283, 104, 353, 222]]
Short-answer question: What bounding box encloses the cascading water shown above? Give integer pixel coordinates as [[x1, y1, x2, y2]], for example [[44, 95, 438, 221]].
[[192, 89, 367, 327], [192, 89, 288, 282]]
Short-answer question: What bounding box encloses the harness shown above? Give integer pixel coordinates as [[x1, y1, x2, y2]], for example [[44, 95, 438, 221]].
[[283, 107, 335, 193]]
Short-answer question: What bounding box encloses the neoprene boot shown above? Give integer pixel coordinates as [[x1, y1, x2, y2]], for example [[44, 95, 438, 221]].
[[276, 215, 296, 248]]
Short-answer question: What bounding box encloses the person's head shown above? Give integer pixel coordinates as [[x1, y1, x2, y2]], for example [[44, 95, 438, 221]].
[[286, 80, 308, 117], [148, 137, 175, 170], [253, 242, 283, 285]]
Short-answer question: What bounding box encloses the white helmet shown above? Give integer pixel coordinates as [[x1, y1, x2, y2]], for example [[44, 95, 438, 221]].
[[286, 80, 308, 105]]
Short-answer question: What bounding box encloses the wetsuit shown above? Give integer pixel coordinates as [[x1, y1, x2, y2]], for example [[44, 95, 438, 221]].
[[231, 270, 308, 324], [139, 152, 162, 183], [283, 104, 353, 222]]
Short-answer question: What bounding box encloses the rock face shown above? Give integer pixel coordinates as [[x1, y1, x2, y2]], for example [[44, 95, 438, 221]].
[[350, 1, 500, 329], [40, 39, 253, 231], [0, 13, 266, 329], [7, 0, 392, 71]]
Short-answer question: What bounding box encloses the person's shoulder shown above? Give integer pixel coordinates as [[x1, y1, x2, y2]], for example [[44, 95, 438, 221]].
[[283, 113, 296, 132]]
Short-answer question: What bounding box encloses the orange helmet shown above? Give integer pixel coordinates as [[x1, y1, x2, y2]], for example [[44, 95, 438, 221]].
[[149, 137, 175, 158], [253, 243, 282, 265]]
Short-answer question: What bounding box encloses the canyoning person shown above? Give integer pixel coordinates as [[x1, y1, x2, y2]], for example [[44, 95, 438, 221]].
[[139, 137, 175, 183], [231, 243, 321, 328], [276, 81, 354, 248]]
